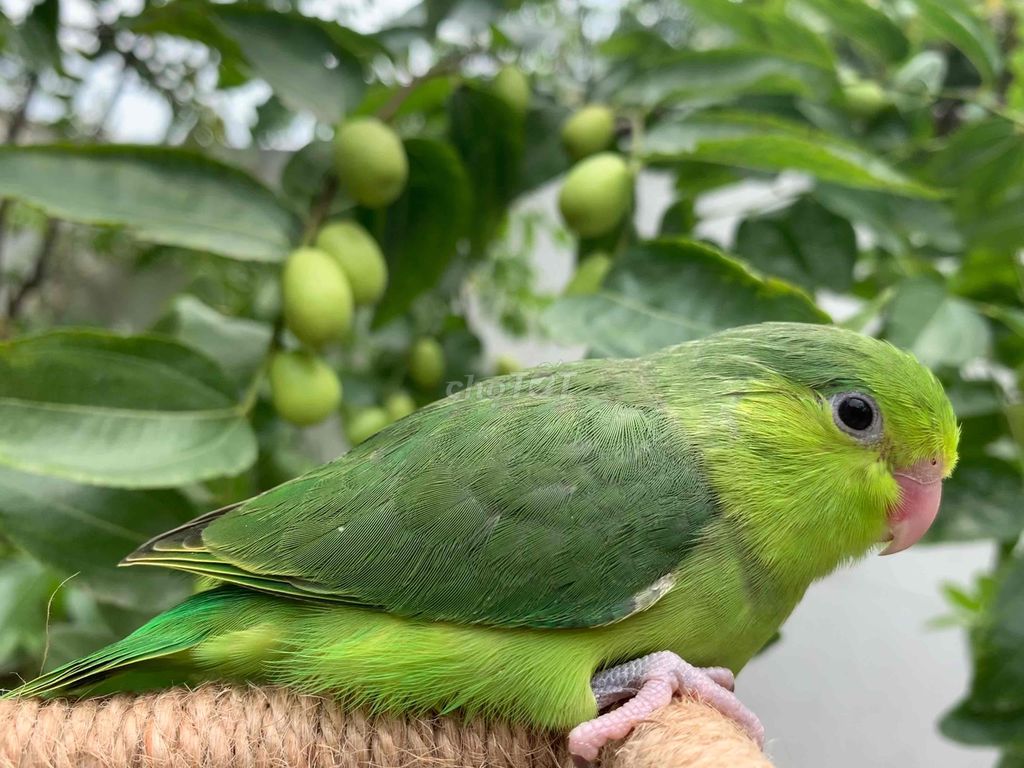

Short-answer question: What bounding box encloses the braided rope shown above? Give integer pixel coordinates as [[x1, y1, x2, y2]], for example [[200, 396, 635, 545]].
[[0, 685, 772, 768]]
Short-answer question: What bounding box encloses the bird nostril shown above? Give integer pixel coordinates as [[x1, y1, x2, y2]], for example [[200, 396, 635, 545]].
[[898, 458, 945, 484]]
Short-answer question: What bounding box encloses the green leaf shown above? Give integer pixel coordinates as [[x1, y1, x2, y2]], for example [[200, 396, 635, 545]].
[[659, 199, 697, 236], [355, 77, 457, 120], [319, 22, 393, 62], [0, 467, 195, 608], [615, 48, 836, 108], [944, 375, 1011, 456], [645, 112, 938, 197], [682, 0, 834, 67], [126, 1, 253, 89], [884, 278, 991, 368], [674, 161, 742, 198], [211, 7, 366, 124], [800, 0, 908, 63], [891, 51, 948, 102], [0, 557, 55, 665], [279, 140, 335, 214], [598, 27, 675, 63], [927, 118, 1024, 215], [519, 99, 572, 195], [735, 196, 857, 292], [927, 457, 1024, 543], [814, 184, 962, 254], [155, 296, 272, 390], [11, 0, 61, 72], [448, 84, 523, 254], [909, 0, 1001, 85], [440, 314, 483, 390], [942, 554, 1024, 746], [252, 94, 295, 144], [418, 0, 521, 34], [543, 238, 829, 358], [986, 305, 1024, 339], [370, 139, 471, 326], [951, 253, 1022, 310], [964, 187, 1024, 252], [0, 330, 257, 488], [0, 145, 299, 262]]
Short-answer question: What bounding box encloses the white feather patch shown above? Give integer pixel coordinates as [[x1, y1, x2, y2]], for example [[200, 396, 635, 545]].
[[630, 572, 677, 612]]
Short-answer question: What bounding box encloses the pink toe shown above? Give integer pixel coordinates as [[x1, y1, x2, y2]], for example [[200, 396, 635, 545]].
[[701, 666, 736, 691], [571, 652, 764, 761], [568, 679, 674, 762]]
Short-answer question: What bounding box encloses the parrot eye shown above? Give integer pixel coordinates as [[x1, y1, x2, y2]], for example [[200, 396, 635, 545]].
[[830, 392, 882, 443]]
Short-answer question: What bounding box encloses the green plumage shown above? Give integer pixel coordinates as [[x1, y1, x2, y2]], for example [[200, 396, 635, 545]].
[[5, 323, 959, 731], [136, 357, 718, 628]]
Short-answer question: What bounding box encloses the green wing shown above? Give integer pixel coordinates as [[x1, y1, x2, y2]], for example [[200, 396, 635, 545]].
[[127, 358, 720, 628]]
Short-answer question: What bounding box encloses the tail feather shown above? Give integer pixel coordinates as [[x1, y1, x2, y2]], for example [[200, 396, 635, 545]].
[[3, 587, 249, 699]]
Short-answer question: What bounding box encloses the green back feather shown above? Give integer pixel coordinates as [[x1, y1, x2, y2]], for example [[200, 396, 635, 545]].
[[130, 359, 721, 628]]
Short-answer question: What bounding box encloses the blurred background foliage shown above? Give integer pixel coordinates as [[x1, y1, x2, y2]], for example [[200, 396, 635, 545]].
[[0, 0, 1023, 760]]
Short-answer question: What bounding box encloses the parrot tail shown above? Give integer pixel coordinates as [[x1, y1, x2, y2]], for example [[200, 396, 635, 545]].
[[2, 587, 256, 700]]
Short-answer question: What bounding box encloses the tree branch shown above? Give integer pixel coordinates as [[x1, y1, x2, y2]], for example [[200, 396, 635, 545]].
[[302, 174, 340, 245], [0, 74, 40, 300], [3, 73, 38, 144], [6, 218, 59, 323]]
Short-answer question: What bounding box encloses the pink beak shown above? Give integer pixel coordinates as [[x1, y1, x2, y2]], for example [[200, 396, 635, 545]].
[[880, 459, 945, 556]]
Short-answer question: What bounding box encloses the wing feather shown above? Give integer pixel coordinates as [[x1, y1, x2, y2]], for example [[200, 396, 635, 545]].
[[125, 359, 721, 628]]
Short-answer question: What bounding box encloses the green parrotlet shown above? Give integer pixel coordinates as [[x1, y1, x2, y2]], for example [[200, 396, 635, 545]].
[[5, 322, 959, 763]]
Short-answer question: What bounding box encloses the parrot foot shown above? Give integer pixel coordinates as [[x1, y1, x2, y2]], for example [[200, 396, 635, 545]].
[[567, 651, 764, 765]]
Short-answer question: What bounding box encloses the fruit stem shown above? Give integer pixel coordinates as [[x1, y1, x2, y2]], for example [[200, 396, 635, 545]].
[[611, 110, 648, 261], [302, 174, 339, 246], [627, 111, 646, 174], [239, 315, 284, 416]]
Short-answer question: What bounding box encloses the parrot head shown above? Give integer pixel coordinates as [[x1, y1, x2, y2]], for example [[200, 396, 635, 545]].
[[667, 322, 959, 581]]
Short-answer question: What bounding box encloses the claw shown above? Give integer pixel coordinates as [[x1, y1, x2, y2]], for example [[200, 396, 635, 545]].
[[568, 651, 763, 763]]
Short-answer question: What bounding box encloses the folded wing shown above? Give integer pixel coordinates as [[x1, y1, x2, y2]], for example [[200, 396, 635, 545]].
[[126, 360, 720, 629]]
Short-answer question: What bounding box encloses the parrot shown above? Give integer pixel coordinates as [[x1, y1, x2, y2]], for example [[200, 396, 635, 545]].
[[4, 322, 958, 763]]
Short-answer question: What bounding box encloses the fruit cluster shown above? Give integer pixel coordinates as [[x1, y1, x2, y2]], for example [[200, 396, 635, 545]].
[[270, 68, 633, 438], [558, 103, 628, 297], [270, 117, 445, 443]]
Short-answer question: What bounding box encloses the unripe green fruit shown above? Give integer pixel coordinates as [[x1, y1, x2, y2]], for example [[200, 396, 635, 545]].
[[346, 406, 390, 446], [491, 66, 531, 116], [558, 153, 632, 238], [269, 351, 342, 427], [281, 247, 353, 347], [334, 117, 408, 208], [316, 221, 388, 306], [565, 252, 613, 296], [495, 354, 521, 375], [384, 391, 417, 422], [843, 80, 888, 117], [409, 337, 445, 390], [562, 104, 616, 160]]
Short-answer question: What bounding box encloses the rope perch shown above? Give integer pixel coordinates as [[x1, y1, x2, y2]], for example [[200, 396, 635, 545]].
[[0, 685, 773, 768]]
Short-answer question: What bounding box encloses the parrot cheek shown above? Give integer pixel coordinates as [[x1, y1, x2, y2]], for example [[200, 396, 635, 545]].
[[879, 459, 944, 556]]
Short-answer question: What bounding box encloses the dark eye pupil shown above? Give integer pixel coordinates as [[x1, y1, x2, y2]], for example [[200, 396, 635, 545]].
[[838, 396, 873, 431]]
